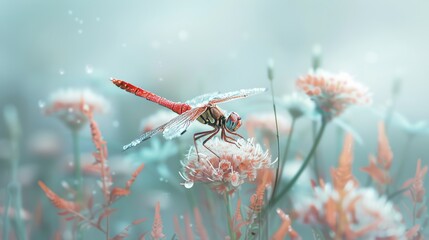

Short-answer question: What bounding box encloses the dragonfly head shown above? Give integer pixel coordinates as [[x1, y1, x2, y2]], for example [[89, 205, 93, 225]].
[[225, 112, 242, 132]]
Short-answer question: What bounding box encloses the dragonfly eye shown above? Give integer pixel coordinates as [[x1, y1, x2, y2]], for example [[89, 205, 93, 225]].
[[226, 112, 242, 132]]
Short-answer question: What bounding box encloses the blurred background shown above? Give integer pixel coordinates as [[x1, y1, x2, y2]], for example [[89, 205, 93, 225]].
[[0, 0, 428, 239]]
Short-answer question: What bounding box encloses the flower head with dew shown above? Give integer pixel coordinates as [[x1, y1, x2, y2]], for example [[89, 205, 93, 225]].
[[295, 182, 406, 239], [296, 71, 371, 121], [180, 138, 273, 194], [43, 88, 109, 130], [280, 92, 315, 119]]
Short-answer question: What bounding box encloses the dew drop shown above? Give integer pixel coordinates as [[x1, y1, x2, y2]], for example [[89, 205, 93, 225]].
[[82, 104, 90, 111], [78, 29, 83, 34], [85, 65, 93, 74], [183, 181, 194, 189], [96, 17, 101, 22], [112, 120, 119, 128], [38, 100, 45, 109], [68, 10, 73, 15], [59, 69, 65, 75], [158, 77, 164, 82], [79, 19, 84, 25], [74, 17, 79, 22]]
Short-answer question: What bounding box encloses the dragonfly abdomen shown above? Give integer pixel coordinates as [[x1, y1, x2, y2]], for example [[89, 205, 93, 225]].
[[111, 78, 191, 114]]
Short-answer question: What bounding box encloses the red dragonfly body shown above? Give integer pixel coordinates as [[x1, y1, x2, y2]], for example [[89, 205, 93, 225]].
[[112, 78, 266, 153]]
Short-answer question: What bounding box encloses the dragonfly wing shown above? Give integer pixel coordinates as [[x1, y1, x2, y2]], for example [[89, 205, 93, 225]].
[[185, 91, 220, 107], [162, 106, 207, 139], [123, 127, 165, 151], [209, 88, 267, 105], [122, 107, 207, 151]]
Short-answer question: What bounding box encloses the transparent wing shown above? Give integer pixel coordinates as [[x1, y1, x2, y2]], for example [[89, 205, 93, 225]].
[[208, 88, 267, 105], [122, 107, 207, 151], [185, 91, 220, 107]]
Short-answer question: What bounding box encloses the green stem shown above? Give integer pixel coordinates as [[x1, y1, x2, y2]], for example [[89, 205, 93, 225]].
[[312, 121, 321, 181], [71, 130, 83, 204], [224, 193, 235, 240], [268, 78, 281, 205], [269, 119, 327, 209], [274, 117, 297, 193]]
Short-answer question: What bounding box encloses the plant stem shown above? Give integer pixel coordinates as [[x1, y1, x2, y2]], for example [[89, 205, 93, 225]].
[[268, 74, 281, 206], [71, 129, 83, 204], [268, 119, 327, 209], [274, 117, 297, 194], [312, 120, 321, 181], [224, 193, 235, 240]]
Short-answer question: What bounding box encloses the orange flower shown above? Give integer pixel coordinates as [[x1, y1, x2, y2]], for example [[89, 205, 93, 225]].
[[403, 159, 428, 203], [296, 71, 371, 120], [331, 133, 358, 190]]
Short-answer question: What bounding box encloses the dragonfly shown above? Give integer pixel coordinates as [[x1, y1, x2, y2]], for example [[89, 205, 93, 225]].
[[111, 78, 266, 155]]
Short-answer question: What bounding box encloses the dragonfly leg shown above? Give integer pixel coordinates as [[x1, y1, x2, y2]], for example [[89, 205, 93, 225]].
[[193, 128, 219, 161], [225, 127, 253, 147], [221, 127, 240, 148], [202, 127, 221, 159]]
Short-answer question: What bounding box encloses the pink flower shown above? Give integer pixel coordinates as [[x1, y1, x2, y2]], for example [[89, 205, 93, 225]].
[[43, 88, 109, 130], [181, 138, 272, 194], [296, 71, 371, 120], [295, 183, 406, 239]]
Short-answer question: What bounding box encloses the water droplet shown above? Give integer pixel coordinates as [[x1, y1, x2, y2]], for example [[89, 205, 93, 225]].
[[85, 65, 93, 74], [158, 77, 163, 82], [122, 43, 127, 48], [159, 177, 163, 181], [78, 29, 83, 34], [112, 120, 119, 128], [68, 10, 73, 15], [38, 100, 45, 109], [180, 215, 184, 219], [59, 69, 65, 75], [178, 30, 189, 41], [74, 17, 79, 22], [183, 181, 194, 189], [79, 19, 84, 25], [96, 17, 101, 22]]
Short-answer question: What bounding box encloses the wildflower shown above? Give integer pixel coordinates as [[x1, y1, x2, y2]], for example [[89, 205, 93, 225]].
[[296, 71, 371, 120], [181, 138, 272, 194], [151, 202, 165, 240], [361, 122, 393, 186], [44, 88, 109, 130], [246, 113, 290, 137], [272, 209, 300, 240], [280, 92, 315, 119], [403, 159, 428, 203], [296, 133, 405, 239], [295, 183, 406, 239]]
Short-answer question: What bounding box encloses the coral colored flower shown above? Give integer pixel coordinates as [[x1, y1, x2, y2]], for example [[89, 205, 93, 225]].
[[272, 209, 300, 240], [296, 71, 371, 120], [295, 183, 406, 239], [403, 159, 428, 203], [181, 138, 272, 194], [245, 113, 290, 137], [44, 88, 109, 130]]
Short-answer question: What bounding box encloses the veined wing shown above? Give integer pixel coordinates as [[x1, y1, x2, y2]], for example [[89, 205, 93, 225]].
[[122, 107, 207, 151], [185, 91, 220, 107], [209, 88, 267, 105]]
